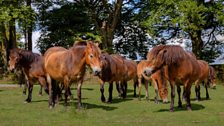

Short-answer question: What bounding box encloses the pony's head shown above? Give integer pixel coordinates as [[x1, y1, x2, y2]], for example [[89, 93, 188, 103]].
[[85, 41, 102, 76], [8, 48, 21, 71], [144, 45, 168, 77], [144, 45, 185, 77], [159, 87, 168, 103]]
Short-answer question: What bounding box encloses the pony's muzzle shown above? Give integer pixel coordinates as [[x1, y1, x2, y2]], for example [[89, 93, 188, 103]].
[[92, 67, 101, 76], [143, 67, 153, 76]]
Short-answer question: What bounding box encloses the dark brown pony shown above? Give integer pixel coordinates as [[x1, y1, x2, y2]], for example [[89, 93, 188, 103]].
[[137, 60, 168, 103], [144, 45, 200, 111], [44, 41, 101, 108], [194, 60, 210, 101], [97, 53, 127, 103], [209, 66, 216, 89], [8, 48, 48, 103]]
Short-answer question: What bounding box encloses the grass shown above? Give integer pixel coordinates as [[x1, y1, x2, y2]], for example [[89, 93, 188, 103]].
[[0, 78, 224, 126]]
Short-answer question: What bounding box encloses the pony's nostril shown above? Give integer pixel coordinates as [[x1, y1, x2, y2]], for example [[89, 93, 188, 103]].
[[144, 70, 148, 75]]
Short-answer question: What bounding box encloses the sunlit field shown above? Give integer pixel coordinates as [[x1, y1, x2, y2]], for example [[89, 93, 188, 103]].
[[0, 77, 224, 126]]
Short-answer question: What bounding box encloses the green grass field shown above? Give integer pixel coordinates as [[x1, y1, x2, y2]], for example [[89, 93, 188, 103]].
[[0, 78, 224, 126]]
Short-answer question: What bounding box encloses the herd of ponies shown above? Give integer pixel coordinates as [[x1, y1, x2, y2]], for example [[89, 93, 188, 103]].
[[8, 40, 216, 112]]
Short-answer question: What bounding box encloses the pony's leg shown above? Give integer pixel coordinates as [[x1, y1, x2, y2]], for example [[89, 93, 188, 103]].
[[133, 79, 138, 97], [46, 74, 54, 108], [205, 81, 210, 99], [153, 79, 158, 104], [108, 82, 113, 103], [77, 81, 83, 108], [100, 81, 106, 102], [195, 84, 200, 101], [177, 85, 182, 108], [23, 81, 27, 95], [38, 85, 43, 96], [63, 76, 70, 107], [185, 83, 192, 111], [144, 81, 149, 102], [169, 83, 175, 112], [138, 78, 142, 101], [116, 82, 122, 98], [123, 81, 127, 99], [25, 80, 33, 103]]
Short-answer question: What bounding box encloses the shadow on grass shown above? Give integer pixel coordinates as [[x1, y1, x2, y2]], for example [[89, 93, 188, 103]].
[[191, 97, 211, 101], [59, 101, 117, 111], [31, 99, 49, 103], [154, 103, 205, 112], [109, 98, 133, 104], [70, 87, 94, 91]]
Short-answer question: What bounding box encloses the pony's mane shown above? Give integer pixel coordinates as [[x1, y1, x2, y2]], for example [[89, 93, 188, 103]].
[[148, 45, 187, 65], [73, 41, 87, 46], [11, 48, 40, 63]]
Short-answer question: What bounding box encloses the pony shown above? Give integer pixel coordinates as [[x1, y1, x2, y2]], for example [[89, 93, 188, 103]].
[[44, 41, 101, 108], [116, 58, 138, 99], [144, 45, 200, 111], [97, 53, 127, 103], [137, 60, 168, 103], [194, 60, 210, 101], [8, 48, 48, 103], [209, 66, 216, 89]]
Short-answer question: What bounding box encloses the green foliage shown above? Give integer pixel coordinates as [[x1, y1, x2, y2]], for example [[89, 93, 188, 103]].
[[141, 0, 224, 60], [36, 2, 96, 53]]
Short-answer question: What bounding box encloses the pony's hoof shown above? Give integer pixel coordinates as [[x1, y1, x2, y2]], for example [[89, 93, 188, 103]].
[[178, 105, 183, 108], [101, 97, 106, 102], [138, 97, 141, 101], [49, 105, 53, 109], [107, 100, 112, 104], [25, 99, 31, 103], [77, 104, 82, 109], [169, 108, 174, 112], [187, 106, 192, 111], [154, 100, 159, 104]]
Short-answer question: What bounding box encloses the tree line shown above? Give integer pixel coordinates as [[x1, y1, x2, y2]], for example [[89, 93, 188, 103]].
[[0, 0, 224, 73]]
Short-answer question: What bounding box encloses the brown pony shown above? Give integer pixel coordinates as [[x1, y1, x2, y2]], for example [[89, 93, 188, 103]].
[[8, 48, 48, 103], [44, 41, 101, 108], [194, 60, 210, 101], [97, 53, 127, 103], [137, 60, 168, 103], [209, 66, 216, 89], [117, 58, 138, 99], [144, 45, 200, 111]]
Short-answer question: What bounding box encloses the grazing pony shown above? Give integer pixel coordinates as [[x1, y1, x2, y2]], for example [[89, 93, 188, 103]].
[[137, 60, 168, 103], [209, 66, 216, 89], [97, 53, 127, 103], [194, 60, 210, 101], [8, 48, 48, 103], [144, 45, 200, 111], [44, 41, 101, 108]]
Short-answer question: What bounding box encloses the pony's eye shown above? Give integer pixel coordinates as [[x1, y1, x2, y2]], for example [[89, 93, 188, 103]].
[[89, 54, 94, 59]]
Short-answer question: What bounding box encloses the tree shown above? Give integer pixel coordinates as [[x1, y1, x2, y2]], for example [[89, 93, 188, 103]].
[[141, 0, 224, 60], [0, 0, 36, 71], [36, 1, 94, 53], [75, 0, 123, 53]]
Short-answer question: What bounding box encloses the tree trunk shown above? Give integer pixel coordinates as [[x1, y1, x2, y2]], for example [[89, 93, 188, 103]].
[[27, 0, 32, 51], [0, 22, 8, 72], [8, 18, 17, 61], [189, 30, 203, 58], [27, 26, 32, 51]]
